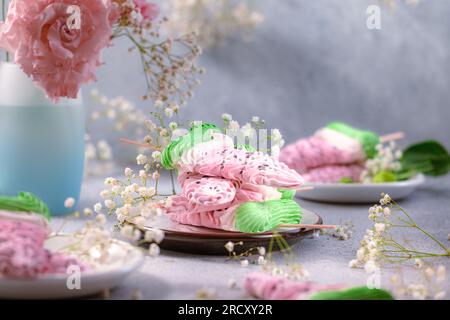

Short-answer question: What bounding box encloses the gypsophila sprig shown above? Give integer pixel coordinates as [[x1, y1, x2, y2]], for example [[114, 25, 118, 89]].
[[221, 114, 285, 156], [390, 261, 447, 300], [321, 220, 353, 241], [112, 1, 203, 109], [360, 142, 402, 183], [350, 193, 450, 274], [165, 0, 264, 48], [93, 151, 168, 252]]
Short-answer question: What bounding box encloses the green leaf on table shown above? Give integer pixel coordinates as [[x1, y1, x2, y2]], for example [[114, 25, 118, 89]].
[[0, 192, 51, 220], [309, 286, 394, 300], [400, 140, 450, 177]]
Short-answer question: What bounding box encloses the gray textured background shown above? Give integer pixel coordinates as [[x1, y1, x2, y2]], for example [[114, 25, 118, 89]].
[[85, 0, 450, 149]]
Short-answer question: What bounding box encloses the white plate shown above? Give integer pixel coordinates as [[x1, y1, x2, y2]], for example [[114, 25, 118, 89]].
[[297, 174, 425, 204], [0, 234, 144, 299]]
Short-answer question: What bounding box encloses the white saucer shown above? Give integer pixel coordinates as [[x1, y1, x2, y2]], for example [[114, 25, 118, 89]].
[[0, 234, 144, 299], [297, 174, 425, 204]]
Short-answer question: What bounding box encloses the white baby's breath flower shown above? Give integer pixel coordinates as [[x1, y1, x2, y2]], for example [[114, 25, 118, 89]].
[[139, 170, 147, 179], [144, 119, 156, 130], [374, 223, 386, 234], [125, 168, 134, 177], [228, 278, 237, 289], [104, 199, 116, 209], [96, 214, 107, 225], [257, 256, 266, 265], [169, 122, 178, 130], [136, 154, 148, 165], [64, 197, 76, 209], [414, 258, 424, 269], [348, 259, 359, 268], [151, 151, 161, 160], [164, 108, 174, 118], [258, 247, 266, 256], [424, 267, 435, 279], [154, 100, 163, 108], [380, 193, 391, 205], [436, 265, 446, 282], [94, 203, 103, 213], [100, 190, 111, 199], [148, 243, 160, 257], [224, 241, 234, 253], [364, 260, 379, 274], [139, 187, 156, 198], [240, 259, 249, 268], [221, 113, 232, 122], [356, 248, 365, 260], [120, 225, 135, 239], [134, 216, 146, 228], [104, 177, 117, 186], [133, 229, 142, 241], [271, 129, 283, 143], [84, 208, 93, 216], [153, 229, 165, 243], [152, 171, 161, 180]]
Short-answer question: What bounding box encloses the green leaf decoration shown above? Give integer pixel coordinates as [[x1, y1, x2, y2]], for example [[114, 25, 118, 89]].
[[0, 192, 51, 220], [309, 286, 394, 300], [372, 171, 397, 183], [326, 122, 380, 159], [161, 122, 221, 170], [235, 199, 302, 233], [339, 177, 353, 184], [278, 189, 296, 200], [400, 140, 450, 178]]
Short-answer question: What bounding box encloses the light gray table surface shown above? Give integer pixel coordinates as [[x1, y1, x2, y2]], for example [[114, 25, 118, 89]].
[[52, 173, 450, 300]]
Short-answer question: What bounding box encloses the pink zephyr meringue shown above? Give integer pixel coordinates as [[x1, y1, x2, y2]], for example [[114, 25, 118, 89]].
[[244, 272, 345, 300]]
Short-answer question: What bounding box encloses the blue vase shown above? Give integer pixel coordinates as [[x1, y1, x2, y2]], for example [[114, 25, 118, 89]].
[[0, 62, 85, 215]]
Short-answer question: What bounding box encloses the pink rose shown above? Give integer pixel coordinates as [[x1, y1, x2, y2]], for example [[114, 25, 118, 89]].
[[133, 0, 159, 21], [0, 0, 119, 102]]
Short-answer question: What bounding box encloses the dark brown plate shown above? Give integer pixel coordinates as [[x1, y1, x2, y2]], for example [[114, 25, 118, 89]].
[[140, 209, 322, 255]]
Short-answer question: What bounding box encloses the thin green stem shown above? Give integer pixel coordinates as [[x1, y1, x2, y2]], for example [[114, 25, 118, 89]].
[[169, 170, 176, 195], [414, 224, 450, 255]]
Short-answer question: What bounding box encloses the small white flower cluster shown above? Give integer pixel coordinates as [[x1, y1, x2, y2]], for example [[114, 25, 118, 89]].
[[92, 153, 167, 256], [391, 260, 446, 300], [113, 0, 203, 112], [361, 142, 402, 183], [351, 193, 450, 280], [262, 262, 311, 282], [349, 194, 393, 273], [90, 91, 147, 136], [84, 134, 113, 177], [224, 241, 267, 267], [166, 0, 264, 48], [222, 113, 285, 156], [62, 219, 117, 270], [322, 221, 354, 241]]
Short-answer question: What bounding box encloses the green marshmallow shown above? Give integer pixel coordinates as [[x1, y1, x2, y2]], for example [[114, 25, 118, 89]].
[[278, 189, 296, 200], [326, 122, 380, 159], [161, 123, 221, 170], [235, 199, 302, 233], [0, 192, 51, 220]]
